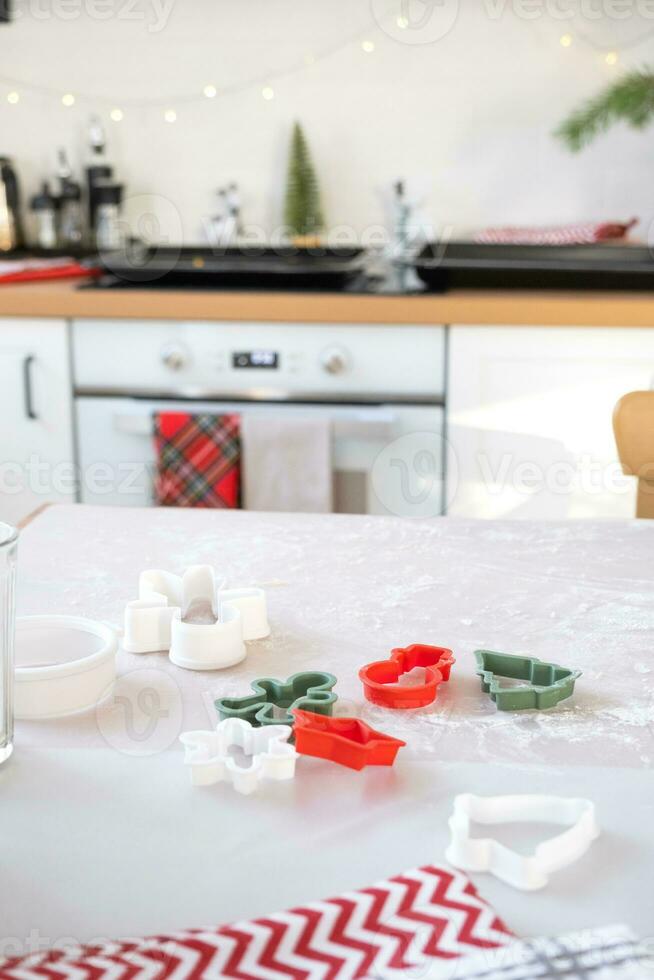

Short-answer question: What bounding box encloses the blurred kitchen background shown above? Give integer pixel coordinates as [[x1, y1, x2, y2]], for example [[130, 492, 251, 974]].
[[1, 0, 654, 528], [1, 1, 651, 240]]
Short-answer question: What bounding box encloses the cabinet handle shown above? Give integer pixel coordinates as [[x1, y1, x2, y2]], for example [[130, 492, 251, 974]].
[[23, 355, 37, 420]]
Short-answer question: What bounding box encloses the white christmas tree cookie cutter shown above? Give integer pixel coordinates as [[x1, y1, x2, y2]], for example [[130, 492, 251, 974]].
[[180, 718, 297, 795], [445, 793, 600, 891], [122, 565, 270, 670]]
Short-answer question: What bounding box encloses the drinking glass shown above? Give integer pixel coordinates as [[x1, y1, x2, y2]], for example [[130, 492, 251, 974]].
[[0, 522, 17, 765]]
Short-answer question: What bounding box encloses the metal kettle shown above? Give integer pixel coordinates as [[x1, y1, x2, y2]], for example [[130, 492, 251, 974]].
[[0, 157, 23, 252]]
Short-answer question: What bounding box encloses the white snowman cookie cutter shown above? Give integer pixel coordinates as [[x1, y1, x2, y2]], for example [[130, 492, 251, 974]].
[[445, 793, 600, 891], [123, 564, 269, 670], [180, 718, 297, 795]]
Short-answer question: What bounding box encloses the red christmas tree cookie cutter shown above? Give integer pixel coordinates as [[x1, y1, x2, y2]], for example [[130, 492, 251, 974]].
[[292, 709, 406, 770], [359, 644, 455, 709]]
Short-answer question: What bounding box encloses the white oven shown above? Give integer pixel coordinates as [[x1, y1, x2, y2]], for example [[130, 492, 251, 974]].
[[73, 319, 446, 517]]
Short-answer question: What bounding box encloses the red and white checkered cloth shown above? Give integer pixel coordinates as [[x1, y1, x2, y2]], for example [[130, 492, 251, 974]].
[[153, 411, 241, 509], [0, 865, 514, 979], [475, 218, 637, 246]]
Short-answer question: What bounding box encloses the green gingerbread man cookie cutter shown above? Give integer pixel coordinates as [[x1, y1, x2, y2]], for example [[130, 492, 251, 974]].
[[475, 650, 581, 711], [215, 671, 338, 727]]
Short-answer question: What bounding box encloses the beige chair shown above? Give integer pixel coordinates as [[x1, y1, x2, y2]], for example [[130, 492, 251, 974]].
[[613, 391, 654, 518]]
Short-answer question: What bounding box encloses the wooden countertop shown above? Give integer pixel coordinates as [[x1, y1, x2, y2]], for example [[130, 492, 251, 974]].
[[1, 279, 654, 326]]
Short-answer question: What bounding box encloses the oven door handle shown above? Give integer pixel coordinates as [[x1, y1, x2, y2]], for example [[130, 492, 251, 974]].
[[332, 412, 396, 440], [114, 414, 153, 436], [113, 411, 397, 441]]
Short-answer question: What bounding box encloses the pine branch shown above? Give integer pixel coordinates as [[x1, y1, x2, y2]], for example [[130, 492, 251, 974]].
[[556, 69, 654, 152]]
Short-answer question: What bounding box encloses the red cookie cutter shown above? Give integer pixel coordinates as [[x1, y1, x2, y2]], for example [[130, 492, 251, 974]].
[[359, 644, 455, 709], [292, 709, 406, 770]]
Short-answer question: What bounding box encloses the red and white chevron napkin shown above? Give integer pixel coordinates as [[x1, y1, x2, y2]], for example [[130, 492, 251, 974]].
[[0, 865, 513, 979]]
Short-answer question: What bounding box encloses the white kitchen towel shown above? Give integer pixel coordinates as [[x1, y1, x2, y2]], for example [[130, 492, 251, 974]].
[[242, 415, 333, 513]]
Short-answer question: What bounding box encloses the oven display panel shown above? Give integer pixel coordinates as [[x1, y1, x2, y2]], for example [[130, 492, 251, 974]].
[[232, 350, 279, 369]]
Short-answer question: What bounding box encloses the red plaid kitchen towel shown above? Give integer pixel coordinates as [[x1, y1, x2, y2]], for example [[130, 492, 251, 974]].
[[153, 411, 240, 508], [475, 218, 637, 245], [0, 865, 514, 979]]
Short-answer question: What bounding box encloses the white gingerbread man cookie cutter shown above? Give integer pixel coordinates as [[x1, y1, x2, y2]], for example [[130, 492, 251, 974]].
[[180, 718, 297, 795]]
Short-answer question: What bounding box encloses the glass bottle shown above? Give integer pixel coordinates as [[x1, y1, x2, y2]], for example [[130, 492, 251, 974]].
[[0, 522, 17, 766], [59, 180, 84, 249], [94, 182, 124, 251], [30, 182, 58, 250]]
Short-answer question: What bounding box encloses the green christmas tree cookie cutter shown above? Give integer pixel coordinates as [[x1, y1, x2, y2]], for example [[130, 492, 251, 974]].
[[474, 650, 581, 711], [215, 671, 337, 728]]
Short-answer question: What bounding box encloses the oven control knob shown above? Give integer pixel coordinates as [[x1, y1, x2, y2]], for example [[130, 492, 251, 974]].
[[161, 343, 187, 371], [320, 346, 349, 375]]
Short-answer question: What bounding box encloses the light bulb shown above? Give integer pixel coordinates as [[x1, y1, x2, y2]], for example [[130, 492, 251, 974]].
[[110, 108, 123, 122], [203, 84, 217, 98], [262, 86, 274, 101], [396, 15, 409, 29], [560, 33, 572, 47], [605, 51, 618, 65], [6, 91, 19, 104], [361, 40, 375, 53], [164, 109, 177, 123], [61, 93, 75, 107]]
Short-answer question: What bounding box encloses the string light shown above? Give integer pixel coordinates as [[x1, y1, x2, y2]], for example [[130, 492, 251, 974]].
[[0, 10, 641, 120], [0, 13, 389, 112]]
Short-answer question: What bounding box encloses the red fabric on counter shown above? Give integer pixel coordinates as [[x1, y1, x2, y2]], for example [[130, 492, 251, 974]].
[[475, 218, 638, 245], [0, 261, 100, 284]]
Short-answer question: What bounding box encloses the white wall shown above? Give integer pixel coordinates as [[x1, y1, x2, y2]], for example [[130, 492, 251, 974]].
[[1, 0, 653, 245]]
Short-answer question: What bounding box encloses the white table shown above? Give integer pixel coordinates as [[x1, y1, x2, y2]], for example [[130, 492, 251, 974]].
[[3, 505, 653, 955]]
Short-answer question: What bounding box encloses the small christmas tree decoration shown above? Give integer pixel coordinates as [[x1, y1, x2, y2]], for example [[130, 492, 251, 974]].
[[284, 121, 324, 245], [556, 69, 654, 151]]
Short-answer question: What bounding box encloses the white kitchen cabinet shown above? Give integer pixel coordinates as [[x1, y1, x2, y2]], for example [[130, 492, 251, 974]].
[[446, 326, 654, 519], [0, 319, 75, 525]]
